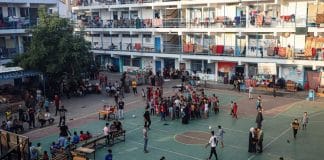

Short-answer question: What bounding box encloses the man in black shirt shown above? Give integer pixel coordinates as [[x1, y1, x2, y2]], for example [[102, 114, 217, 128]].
[[59, 124, 71, 137], [143, 107, 151, 129], [118, 99, 125, 119]]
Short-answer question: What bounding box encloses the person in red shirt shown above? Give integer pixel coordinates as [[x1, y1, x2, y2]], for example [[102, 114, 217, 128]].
[[79, 131, 88, 141], [232, 102, 238, 119]]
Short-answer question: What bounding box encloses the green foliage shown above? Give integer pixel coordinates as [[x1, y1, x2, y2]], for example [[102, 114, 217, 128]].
[[13, 7, 92, 82]]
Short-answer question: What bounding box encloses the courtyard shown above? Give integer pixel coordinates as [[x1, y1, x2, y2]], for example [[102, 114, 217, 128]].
[[25, 77, 324, 160]]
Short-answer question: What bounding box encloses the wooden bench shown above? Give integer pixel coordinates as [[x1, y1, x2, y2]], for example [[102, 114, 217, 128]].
[[109, 130, 126, 145], [98, 108, 116, 120]]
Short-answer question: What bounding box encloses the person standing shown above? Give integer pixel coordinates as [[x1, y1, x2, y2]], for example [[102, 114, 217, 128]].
[[205, 130, 218, 160], [256, 128, 263, 153], [28, 107, 36, 129], [143, 124, 149, 153], [58, 106, 67, 127], [248, 127, 256, 153], [255, 109, 264, 129], [291, 119, 300, 139], [143, 108, 151, 129], [118, 99, 125, 119], [131, 79, 138, 95], [141, 88, 146, 100], [248, 86, 253, 100], [59, 124, 71, 138], [105, 149, 113, 160], [256, 96, 262, 110], [302, 112, 309, 130], [232, 102, 238, 119], [54, 95, 60, 116], [103, 123, 110, 145], [217, 126, 225, 148]]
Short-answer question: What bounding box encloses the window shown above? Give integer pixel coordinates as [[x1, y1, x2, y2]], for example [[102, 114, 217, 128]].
[[20, 8, 29, 17], [143, 34, 152, 38], [132, 58, 141, 67], [91, 34, 100, 37], [8, 7, 16, 17], [122, 56, 131, 66]]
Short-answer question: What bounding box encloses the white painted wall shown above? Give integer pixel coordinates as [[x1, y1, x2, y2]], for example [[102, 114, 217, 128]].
[[142, 57, 154, 71]]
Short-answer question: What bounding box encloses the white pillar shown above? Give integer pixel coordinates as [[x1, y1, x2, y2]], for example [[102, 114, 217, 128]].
[[215, 61, 218, 82], [18, 36, 24, 54], [246, 6, 250, 28], [245, 63, 249, 78], [278, 65, 283, 78], [175, 58, 180, 70]]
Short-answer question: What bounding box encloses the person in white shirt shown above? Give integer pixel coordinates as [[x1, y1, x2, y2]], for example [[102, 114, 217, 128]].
[[103, 123, 110, 145], [248, 86, 253, 100], [103, 123, 110, 136], [143, 124, 149, 153], [204, 101, 209, 119], [205, 130, 218, 160]]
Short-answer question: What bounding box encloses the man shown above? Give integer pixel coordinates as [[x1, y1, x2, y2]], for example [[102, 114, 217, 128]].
[[105, 149, 113, 160], [143, 108, 151, 129], [59, 124, 71, 137], [54, 95, 60, 116], [217, 126, 225, 148], [118, 99, 125, 119], [256, 128, 263, 153], [205, 131, 218, 160], [256, 109, 264, 129], [291, 119, 300, 139], [28, 107, 36, 129], [131, 79, 137, 95], [143, 124, 149, 153], [58, 106, 67, 127], [72, 131, 80, 144], [103, 123, 110, 145], [302, 112, 309, 130]]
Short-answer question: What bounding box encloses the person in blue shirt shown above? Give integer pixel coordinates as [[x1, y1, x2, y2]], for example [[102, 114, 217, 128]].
[[44, 99, 50, 112], [72, 131, 80, 144], [105, 149, 112, 160]]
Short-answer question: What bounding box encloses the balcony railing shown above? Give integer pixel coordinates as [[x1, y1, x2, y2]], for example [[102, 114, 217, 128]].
[[91, 42, 324, 61], [75, 0, 179, 6], [75, 16, 319, 29], [0, 17, 38, 30], [0, 48, 18, 59]]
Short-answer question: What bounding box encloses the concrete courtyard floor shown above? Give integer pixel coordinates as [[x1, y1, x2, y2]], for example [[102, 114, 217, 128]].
[[26, 77, 324, 160]]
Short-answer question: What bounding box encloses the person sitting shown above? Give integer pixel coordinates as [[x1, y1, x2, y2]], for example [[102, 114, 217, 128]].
[[85, 131, 92, 139], [50, 142, 60, 157], [72, 131, 80, 144], [115, 120, 122, 131], [110, 121, 117, 132], [13, 118, 24, 133], [6, 118, 13, 132], [1, 121, 7, 130], [37, 110, 46, 127], [79, 131, 88, 141]]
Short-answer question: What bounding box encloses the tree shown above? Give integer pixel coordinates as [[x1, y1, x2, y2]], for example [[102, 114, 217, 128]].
[[12, 7, 93, 96]]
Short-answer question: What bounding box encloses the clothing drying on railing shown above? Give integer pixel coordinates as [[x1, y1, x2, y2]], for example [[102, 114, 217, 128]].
[[152, 19, 162, 27]]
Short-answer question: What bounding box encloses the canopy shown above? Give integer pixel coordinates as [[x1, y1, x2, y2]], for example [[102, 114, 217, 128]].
[[0, 66, 40, 80]]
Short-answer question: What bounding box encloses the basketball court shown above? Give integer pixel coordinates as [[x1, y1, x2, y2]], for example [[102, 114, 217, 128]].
[[32, 90, 324, 160]]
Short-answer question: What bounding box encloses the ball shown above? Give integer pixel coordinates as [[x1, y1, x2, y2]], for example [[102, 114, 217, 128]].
[[132, 114, 136, 118], [208, 126, 212, 130]]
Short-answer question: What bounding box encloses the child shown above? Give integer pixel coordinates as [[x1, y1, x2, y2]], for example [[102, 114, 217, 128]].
[[302, 112, 309, 130]]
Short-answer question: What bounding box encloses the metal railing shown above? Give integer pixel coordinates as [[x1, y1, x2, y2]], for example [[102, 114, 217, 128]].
[[90, 42, 324, 61], [74, 0, 179, 6], [0, 18, 38, 30], [75, 16, 323, 29]]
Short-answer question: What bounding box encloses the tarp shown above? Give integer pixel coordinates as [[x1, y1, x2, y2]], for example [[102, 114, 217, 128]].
[[0, 69, 40, 80]]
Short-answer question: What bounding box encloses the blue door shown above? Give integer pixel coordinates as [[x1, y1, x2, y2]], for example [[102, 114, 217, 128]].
[[111, 57, 120, 72], [155, 37, 161, 53], [155, 60, 161, 74]]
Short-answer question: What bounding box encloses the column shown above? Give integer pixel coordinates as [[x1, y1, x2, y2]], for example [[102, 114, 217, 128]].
[[215, 61, 218, 82], [175, 58, 180, 70], [18, 36, 24, 54], [246, 6, 249, 28], [245, 35, 249, 56], [244, 63, 249, 78], [278, 65, 282, 78]]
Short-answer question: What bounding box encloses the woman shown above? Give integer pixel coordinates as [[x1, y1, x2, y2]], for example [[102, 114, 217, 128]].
[[248, 127, 255, 153]]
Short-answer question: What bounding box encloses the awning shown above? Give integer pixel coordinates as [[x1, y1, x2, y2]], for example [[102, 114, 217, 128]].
[[0, 66, 40, 80]]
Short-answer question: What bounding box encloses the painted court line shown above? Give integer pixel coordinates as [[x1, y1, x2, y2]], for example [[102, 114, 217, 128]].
[[248, 111, 324, 160], [129, 139, 203, 160]]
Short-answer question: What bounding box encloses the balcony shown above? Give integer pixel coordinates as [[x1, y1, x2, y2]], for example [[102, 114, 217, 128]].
[[90, 42, 324, 62], [75, 16, 316, 33], [0, 17, 37, 33], [74, 0, 180, 7], [0, 48, 18, 60]]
